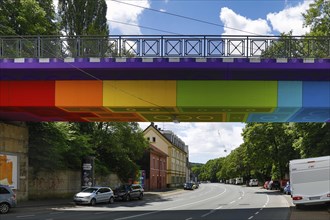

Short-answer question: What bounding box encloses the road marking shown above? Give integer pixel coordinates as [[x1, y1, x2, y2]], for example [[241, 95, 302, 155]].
[[17, 215, 36, 218], [185, 218, 193, 220], [201, 205, 223, 217], [238, 197, 242, 200], [255, 211, 259, 215], [248, 216, 254, 219], [229, 200, 236, 204], [115, 187, 228, 220]]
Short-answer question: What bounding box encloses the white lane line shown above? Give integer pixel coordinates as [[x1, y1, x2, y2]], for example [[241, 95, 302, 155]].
[[229, 200, 236, 204], [238, 197, 242, 200], [201, 205, 223, 218], [265, 194, 270, 206], [248, 216, 254, 219], [115, 187, 228, 220], [185, 218, 193, 220], [255, 211, 259, 215], [17, 215, 36, 218]]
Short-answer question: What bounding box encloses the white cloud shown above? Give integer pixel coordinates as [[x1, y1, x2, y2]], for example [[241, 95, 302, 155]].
[[139, 122, 245, 164], [219, 7, 271, 35], [266, 0, 311, 35], [106, 0, 150, 35]]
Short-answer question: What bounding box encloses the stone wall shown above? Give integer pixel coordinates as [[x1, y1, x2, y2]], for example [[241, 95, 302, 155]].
[[28, 169, 81, 200], [0, 122, 29, 201], [28, 169, 121, 199], [0, 122, 122, 200]]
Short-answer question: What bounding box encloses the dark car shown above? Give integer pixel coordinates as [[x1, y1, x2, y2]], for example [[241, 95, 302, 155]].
[[183, 182, 195, 190], [0, 185, 17, 214], [114, 184, 144, 201], [268, 180, 280, 190]]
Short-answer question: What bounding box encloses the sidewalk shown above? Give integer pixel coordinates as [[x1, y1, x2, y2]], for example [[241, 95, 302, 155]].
[[18, 188, 184, 208]]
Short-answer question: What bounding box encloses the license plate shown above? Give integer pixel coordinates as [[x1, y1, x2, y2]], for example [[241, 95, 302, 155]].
[[309, 196, 320, 200]]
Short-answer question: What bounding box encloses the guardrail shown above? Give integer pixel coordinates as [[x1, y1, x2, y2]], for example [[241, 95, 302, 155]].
[[0, 35, 329, 58]]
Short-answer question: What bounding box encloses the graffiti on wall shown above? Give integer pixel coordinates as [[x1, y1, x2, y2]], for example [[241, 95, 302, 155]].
[[0, 154, 18, 189]]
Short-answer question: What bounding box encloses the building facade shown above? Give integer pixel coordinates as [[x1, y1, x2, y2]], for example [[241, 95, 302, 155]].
[[148, 144, 167, 190], [143, 123, 189, 188]]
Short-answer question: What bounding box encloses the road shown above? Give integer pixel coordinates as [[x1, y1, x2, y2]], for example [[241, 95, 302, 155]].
[[2, 183, 328, 220]]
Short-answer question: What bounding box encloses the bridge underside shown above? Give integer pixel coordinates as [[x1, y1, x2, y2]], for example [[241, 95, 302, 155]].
[[0, 58, 329, 122]]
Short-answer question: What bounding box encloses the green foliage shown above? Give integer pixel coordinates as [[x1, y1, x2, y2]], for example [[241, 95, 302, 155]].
[[200, 122, 328, 184], [0, 0, 58, 35], [58, 0, 109, 36], [27, 122, 148, 182], [303, 0, 330, 37], [262, 0, 330, 58], [291, 123, 330, 158], [92, 122, 148, 182]]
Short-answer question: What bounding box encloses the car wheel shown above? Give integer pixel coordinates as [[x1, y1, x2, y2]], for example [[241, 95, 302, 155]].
[[0, 203, 10, 214], [90, 198, 96, 206], [138, 193, 143, 200], [109, 197, 114, 204]]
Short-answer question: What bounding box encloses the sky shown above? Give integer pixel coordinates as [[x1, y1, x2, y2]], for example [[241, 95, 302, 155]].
[[106, 0, 312, 35], [52, 0, 315, 163], [104, 0, 312, 163], [138, 122, 246, 164]]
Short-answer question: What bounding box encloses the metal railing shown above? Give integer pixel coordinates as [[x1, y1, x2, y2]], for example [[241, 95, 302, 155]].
[[0, 35, 329, 58]]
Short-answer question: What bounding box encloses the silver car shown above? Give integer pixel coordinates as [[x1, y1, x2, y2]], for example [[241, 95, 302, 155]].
[[73, 186, 114, 205], [0, 185, 17, 214]]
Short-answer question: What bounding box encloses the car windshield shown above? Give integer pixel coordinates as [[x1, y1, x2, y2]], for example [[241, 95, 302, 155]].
[[82, 187, 98, 193]]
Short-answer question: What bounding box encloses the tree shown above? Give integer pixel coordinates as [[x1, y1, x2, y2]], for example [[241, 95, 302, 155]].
[[58, 0, 109, 36], [0, 0, 58, 35], [303, 0, 330, 37], [91, 122, 148, 182], [57, 0, 110, 57], [291, 123, 330, 158], [242, 123, 298, 180], [27, 122, 94, 174], [262, 0, 330, 58]]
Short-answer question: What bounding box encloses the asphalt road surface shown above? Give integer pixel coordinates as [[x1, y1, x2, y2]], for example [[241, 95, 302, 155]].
[[2, 183, 329, 220]]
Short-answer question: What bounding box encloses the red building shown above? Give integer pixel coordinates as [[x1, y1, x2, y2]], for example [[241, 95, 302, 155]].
[[140, 144, 168, 191]]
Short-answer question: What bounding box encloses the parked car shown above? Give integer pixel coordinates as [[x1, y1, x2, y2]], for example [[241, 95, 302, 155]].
[[193, 182, 199, 189], [283, 182, 291, 195], [280, 179, 289, 192], [0, 185, 16, 214], [249, 179, 259, 187], [184, 182, 195, 190], [267, 180, 280, 190], [73, 186, 114, 205], [263, 181, 269, 189], [114, 184, 144, 201]]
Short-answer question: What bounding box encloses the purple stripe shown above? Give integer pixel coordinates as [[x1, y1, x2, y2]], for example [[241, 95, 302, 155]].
[[0, 58, 329, 81]]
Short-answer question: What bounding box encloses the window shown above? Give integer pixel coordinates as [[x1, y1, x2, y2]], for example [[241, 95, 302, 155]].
[[152, 137, 156, 142], [0, 187, 10, 194], [147, 137, 150, 141]]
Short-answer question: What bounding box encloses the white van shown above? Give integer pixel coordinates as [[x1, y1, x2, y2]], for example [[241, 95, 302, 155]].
[[235, 177, 244, 185], [289, 156, 330, 207]]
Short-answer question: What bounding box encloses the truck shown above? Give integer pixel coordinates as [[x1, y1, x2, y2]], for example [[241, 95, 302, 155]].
[[289, 155, 330, 207]]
